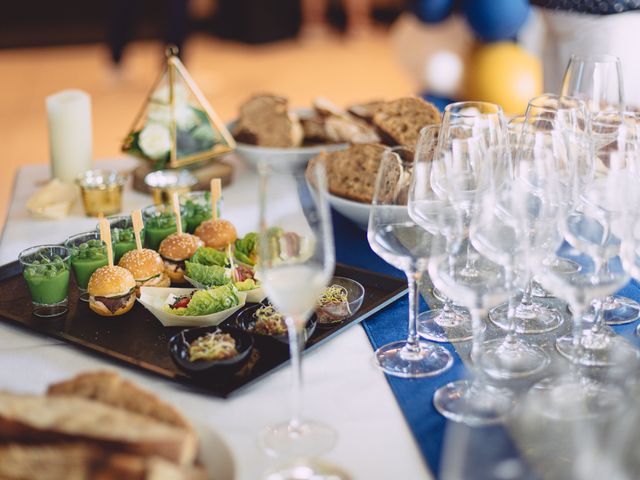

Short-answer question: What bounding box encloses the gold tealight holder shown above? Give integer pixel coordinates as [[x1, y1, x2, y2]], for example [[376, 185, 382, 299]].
[[77, 169, 127, 217], [145, 169, 197, 205]]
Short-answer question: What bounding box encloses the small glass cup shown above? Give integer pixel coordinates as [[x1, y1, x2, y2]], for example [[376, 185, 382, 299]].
[[96, 215, 145, 264], [142, 204, 178, 250], [77, 169, 127, 217], [19, 245, 71, 317], [178, 191, 222, 233], [65, 231, 109, 301], [145, 170, 197, 205]]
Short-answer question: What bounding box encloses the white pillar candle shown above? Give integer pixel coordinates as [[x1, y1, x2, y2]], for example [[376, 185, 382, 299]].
[[46, 89, 93, 183]]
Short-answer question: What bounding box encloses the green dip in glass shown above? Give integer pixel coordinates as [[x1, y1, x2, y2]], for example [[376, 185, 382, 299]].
[[23, 256, 70, 304]]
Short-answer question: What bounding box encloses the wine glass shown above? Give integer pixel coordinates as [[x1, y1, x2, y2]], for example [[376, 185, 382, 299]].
[[561, 53, 625, 112], [408, 125, 473, 343], [429, 141, 515, 425], [368, 146, 454, 378], [256, 159, 336, 461]]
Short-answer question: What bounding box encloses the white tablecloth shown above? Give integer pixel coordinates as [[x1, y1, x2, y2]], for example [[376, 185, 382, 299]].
[[0, 157, 431, 480]]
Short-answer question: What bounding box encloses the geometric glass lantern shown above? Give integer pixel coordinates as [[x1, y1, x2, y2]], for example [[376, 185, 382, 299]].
[[122, 46, 236, 169]]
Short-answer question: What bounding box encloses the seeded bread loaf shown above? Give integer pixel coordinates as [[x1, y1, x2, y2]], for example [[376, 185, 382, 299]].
[[0, 444, 207, 480], [308, 143, 387, 203], [0, 392, 197, 466], [372, 97, 441, 148], [233, 94, 303, 147]]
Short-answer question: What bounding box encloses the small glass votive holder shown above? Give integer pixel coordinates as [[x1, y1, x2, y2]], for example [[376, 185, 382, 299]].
[[65, 231, 108, 302], [145, 170, 197, 205], [19, 245, 71, 317], [95, 215, 145, 264], [77, 169, 127, 217], [179, 191, 223, 234]]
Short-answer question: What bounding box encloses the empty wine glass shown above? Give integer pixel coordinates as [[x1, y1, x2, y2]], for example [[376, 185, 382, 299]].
[[408, 125, 473, 343], [257, 160, 337, 461], [561, 53, 625, 112], [430, 142, 514, 425], [368, 146, 454, 378]]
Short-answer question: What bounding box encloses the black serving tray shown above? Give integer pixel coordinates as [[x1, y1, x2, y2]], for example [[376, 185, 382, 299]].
[[0, 261, 406, 397]]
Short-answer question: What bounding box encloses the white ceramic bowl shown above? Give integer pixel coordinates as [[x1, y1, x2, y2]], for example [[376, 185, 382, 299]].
[[328, 192, 371, 230], [227, 109, 348, 170]]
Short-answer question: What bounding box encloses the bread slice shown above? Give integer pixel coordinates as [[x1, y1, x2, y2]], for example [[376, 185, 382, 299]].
[[0, 444, 207, 480], [0, 392, 197, 466], [233, 94, 303, 147], [308, 143, 387, 203], [372, 97, 441, 148], [348, 100, 384, 121], [47, 371, 193, 433], [310, 97, 380, 144]]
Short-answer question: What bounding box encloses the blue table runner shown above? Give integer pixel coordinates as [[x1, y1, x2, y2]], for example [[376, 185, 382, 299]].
[[332, 210, 640, 478]]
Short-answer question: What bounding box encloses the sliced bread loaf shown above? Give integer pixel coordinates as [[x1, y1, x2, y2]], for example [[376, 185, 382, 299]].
[[372, 97, 441, 148]]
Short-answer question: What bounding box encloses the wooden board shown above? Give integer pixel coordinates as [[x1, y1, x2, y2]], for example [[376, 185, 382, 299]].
[[132, 160, 234, 194]]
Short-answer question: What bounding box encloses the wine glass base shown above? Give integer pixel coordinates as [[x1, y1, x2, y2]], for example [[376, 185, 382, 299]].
[[482, 338, 550, 380], [555, 331, 639, 367], [527, 376, 624, 421], [417, 309, 476, 343], [489, 301, 565, 334], [374, 340, 453, 378], [602, 295, 640, 325], [262, 459, 351, 480], [433, 380, 514, 426], [258, 420, 336, 459]]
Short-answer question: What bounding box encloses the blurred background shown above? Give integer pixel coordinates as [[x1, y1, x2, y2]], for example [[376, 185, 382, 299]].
[[2, 0, 639, 230]]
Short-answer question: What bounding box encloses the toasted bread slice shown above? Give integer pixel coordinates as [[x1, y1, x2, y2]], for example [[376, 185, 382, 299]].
[[233, 94, 303, 147], [0, 444, 207, 480], [372, 97, 441, 148], [47, 371, 193, 433], [0, 392, 197, 466], [308, 143, 387, 203]]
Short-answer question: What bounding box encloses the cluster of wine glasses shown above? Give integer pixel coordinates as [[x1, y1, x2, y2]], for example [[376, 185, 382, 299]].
[[366, 52, 640, 426]]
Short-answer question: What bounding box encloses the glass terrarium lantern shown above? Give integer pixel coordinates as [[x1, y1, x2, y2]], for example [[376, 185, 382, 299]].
[[122, 46, 235, 169]]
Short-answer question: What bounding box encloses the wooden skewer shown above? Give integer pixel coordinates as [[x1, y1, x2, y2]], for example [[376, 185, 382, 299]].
[[172, 192, 183, 235], [227, 245, 238, 282], [210, 178, 221, 221], [99, 217, 114, 266], [131, 209, 144, 251]]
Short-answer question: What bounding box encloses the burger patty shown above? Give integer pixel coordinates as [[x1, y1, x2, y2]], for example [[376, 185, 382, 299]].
[[94, 292, 133, 313], [162, 257, 186, 272]]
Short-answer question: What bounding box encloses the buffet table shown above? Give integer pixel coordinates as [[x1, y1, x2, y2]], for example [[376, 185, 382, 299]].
[[0, 156, 432, 480]]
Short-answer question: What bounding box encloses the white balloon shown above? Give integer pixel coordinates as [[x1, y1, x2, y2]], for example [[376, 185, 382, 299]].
[[424, 50, 464, 98]]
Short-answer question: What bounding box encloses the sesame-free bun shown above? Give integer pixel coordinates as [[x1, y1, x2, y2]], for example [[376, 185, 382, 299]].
[[89, 291, 136, 316], [87, 265, 136, 298], [195, 219, 237, 250], [118, 249, 164, 280], [158, 233, 204, 261]]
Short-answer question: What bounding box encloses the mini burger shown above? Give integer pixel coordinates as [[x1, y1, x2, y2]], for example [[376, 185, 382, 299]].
[[87, 265, 136, 316], [158, 233, 204, 284], [118, 248, 170, 294], [195, 219, 237, 250]]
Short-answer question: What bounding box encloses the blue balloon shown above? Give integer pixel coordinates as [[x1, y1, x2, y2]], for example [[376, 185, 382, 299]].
[[412, 0, 454, 24], [462, 0, 530, 42]]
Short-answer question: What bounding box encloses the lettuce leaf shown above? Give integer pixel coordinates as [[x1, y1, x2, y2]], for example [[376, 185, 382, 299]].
[[235, 278, 260, 291], [185, 261, 230, 287], [234, 232, 257, 266], [190, 247, 228, 267], [165, 284, 239, 316]]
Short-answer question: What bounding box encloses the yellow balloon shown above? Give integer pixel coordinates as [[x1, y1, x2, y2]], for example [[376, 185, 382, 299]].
[[464, 42, 542, 115]]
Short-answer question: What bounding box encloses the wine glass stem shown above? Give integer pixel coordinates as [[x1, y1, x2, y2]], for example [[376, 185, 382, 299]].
[[405, 270, 421, 353], [521, 276, 533, 308], [470, 308, 488, 388], [570, 305, 585, 380], [286, 318, 305, 431]]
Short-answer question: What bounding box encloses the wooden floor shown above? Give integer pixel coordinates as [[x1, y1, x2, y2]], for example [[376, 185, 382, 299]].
[[0, 32, 413, 232]]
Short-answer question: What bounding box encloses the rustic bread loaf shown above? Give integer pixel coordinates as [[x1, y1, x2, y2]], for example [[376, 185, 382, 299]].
[[372, 97, 441, 148], [0, 392, 197, 466], [308, 143, 387, 203], [47, 371, 193, 433], [0, 444, 207, 480], [233, 94, 303, 147]]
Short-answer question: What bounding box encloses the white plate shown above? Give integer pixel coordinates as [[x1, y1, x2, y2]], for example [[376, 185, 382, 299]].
[[327, 192, 371, 230], [196, 423, 235, 480], [227, 109, 348, 170], [184, 276, 267, 304], [138, 287, 247, 327]]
